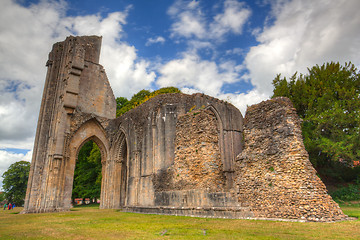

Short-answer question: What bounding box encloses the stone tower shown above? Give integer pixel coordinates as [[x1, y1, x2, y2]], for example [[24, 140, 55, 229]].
[[23, 36, 116, 213]]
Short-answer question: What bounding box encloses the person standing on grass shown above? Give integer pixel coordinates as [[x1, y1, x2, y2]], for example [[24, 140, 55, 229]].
[[8, 203, 12, 210], [12, 203, 15, 209], [3, 203, 7, 210]]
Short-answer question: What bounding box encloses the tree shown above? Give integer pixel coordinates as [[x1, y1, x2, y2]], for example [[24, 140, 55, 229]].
[[72, 141, 102, 202], [272, 62, 360, 180], [0, 192, 5, 203], [116, 87, 181, 116], [2, 161, 30, 205]]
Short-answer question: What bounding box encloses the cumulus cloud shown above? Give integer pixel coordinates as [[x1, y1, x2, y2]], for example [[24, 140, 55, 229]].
[[146, 36, 166, 46], [210, 0, 251, 38], [245, 0, 360, 96], [168, 0, 206, 39], [218, 89, 268, 115], [168, 0, 251, 41], [157, 52, 244, 97]]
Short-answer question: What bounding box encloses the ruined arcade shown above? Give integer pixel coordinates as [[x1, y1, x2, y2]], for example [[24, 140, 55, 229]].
[[23, 36, 347, 222]]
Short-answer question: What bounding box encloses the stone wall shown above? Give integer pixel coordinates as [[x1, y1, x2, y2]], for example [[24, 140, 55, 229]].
[[234, 97, 347, 221], [153, 109, 225, 192]]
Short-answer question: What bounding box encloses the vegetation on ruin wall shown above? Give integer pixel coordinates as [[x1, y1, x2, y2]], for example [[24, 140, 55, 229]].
[[1, 205, 360, 239], [116, 87, 181, 117], [272, 62, 360, 198]]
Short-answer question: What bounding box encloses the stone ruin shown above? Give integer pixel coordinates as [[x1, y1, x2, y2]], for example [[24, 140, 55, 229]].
[[22, 36, 347, 222]]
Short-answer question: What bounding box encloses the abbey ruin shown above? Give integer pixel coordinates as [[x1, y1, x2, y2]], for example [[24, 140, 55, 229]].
[[23, 36, 347, 222]]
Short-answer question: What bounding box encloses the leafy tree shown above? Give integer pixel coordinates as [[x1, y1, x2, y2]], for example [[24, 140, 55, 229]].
[[0, 192, 5, 203], [116, 97, 129, 110], [72, 141, 102, 202], [2, 161, 30, 205], [116, 87, 181, 116], [272, 62, 360, 176]]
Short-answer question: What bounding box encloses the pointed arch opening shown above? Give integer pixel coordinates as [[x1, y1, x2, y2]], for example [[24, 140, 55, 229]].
[[72, 139, 102, 207], [113, 130, 128, 207], [62, 119, 110, 210]]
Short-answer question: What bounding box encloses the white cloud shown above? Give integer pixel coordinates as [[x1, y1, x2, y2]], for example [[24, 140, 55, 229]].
[[168, 0, 206, 39], [168, 0, 251, 41], [0, 150, 32, 190], [210, 0, 251, 38], [157, 52, 244, 96], [218, 89, 269, 115], [244, 0, 360, 96], [226, 48, 244, 56], [146, 36, 166, 46]]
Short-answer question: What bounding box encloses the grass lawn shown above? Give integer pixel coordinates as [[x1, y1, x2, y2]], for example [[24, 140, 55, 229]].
[[0, 204, 359, 239]]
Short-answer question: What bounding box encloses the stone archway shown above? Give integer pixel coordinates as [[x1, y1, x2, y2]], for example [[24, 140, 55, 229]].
[[63, 119, 110, 210]]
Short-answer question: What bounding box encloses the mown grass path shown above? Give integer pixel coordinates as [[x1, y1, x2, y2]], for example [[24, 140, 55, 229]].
[[0, 204, 359, 239]]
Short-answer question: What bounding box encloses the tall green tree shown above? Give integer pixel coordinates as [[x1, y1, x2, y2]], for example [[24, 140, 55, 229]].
[[2, 161, 30, 205], [272, 62, 360, 173], [72, 141, 102, 201], [116, 87, 181, 116]]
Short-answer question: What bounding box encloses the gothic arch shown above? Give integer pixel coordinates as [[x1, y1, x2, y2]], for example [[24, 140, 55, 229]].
[[61, 119, 110, 209], [112, 129, 129, 207], [205, 105, 235, 190], [205, 105, 225, 162]]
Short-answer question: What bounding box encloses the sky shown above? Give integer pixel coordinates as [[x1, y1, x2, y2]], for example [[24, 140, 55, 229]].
[[0, 0, 360, 189]]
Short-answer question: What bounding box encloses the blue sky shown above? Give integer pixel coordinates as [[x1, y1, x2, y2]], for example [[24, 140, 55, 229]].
[[1, 0, 360, 189]]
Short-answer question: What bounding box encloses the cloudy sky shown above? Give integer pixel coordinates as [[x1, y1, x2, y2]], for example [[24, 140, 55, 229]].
[[0, 0, 360, 189]]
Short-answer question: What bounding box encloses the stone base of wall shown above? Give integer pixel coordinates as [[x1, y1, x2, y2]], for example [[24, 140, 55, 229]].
[[123, 206, 351, 222], [123, 206, 254, 219], [20, 207, 69, 214]]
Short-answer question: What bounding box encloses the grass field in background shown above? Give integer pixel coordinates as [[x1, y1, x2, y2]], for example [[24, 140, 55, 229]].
[[0, 204, 359, 239]]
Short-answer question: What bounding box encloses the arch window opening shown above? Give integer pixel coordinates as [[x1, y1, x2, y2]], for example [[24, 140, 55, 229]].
[[72, 140, 102, 207], [119, 136, 128, 206]]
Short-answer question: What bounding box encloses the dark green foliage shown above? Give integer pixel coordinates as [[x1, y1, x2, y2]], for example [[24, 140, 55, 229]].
[[72, 141, 102, 201], [330, 178, 360, 202], [116, 97, 128, 110], [116, 87, 181, 116], [2, 161, 30, 205], [272, 62, 360, 176], [0, 192, 5, 202]]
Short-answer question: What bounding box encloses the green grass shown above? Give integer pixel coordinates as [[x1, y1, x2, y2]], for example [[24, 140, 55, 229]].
[[0, 205, 359, 239]]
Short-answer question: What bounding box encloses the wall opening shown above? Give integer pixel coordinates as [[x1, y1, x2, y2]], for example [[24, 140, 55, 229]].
[[72, 140, 102, 207], [116, 132, 128, 207]]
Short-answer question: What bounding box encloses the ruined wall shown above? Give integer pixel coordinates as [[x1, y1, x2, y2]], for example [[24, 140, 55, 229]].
[[24, 36, 347, 222], [105, 93, 244, 209], [234, 97, 347, 221]]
